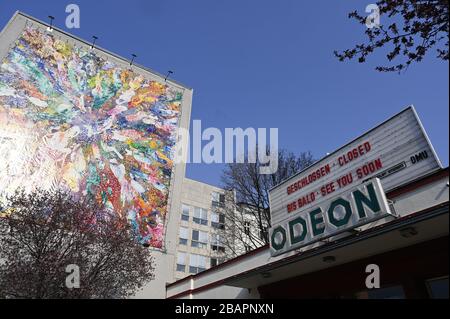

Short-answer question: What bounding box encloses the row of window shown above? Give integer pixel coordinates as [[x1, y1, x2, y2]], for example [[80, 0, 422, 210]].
[[176, 252, 224, 274], [182, 204, 225, 229], [179, 227, 226, 252]]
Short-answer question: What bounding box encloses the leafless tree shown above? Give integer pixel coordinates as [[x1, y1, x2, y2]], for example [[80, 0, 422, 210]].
[[218, 149, 314, 259], [0, 189, 154, 299]]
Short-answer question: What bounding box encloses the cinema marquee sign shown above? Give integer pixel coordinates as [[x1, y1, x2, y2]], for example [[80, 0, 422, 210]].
[[270, 179, 391, 255], [269, 106, 442, 256]]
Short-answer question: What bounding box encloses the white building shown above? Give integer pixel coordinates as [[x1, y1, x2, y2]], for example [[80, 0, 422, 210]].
[[226, 202, 270, 257], [135, 178, 232, 298], [174, 178, 229, 280]]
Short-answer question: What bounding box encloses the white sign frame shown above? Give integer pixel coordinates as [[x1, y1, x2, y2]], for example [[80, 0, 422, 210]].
[[269, 106, 442, 256], [270, 178, 392, 256]]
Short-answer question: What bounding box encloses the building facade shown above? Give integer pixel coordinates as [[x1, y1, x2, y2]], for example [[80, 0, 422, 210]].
[[226, 202, 270, 258], [174, 178, 230, 280], [0, 12, 194, 300], [0, 12, 254, 299]]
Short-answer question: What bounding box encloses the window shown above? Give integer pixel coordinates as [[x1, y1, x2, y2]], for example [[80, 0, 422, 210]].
[[176, 252, 187, 273], [193, 207, 208, 225], [211, 192, 220, 202], [211, 233, 220, 246], [176, 264, 186, 272], [211, 234, 226, 253], [212, 192, 225, 208], [212, 246, 226, 253], [211, 212, 218, 227], [181, 204, 190, 221], [179, 227, 188, 245], [259, 227, 268, 241], [244, 221, 251, 236], [211, 212, 225, 229], [189, 254, 207, 274], [191, 230, 208, 249], [426, 277, 449, 299], [211, 257, 225, 267]]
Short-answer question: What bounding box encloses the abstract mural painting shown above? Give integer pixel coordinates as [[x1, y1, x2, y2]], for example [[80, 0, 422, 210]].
[[0, 25, 183, 248]]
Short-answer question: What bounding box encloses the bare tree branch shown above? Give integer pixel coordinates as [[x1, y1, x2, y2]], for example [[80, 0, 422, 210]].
[[218, 149, 315, 259], [335, 0, 449, 72]]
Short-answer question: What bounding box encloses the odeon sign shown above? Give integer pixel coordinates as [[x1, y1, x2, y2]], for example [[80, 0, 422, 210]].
[[267, 107, 442, 257], [270, 178, 392, 256]]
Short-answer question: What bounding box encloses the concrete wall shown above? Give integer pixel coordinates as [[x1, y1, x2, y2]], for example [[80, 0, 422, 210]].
[[133, 88, 193, 299], [175, 178, 228, 280]]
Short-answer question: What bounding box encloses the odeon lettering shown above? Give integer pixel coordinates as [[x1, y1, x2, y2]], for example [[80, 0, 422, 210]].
[[271, 180, 390, 254]]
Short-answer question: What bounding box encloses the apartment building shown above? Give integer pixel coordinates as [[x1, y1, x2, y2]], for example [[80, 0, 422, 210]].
[[174, 178, 230, 280]]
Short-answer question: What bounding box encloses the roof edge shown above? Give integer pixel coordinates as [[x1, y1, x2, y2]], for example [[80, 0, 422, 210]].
[[9, 11, 193, 91]]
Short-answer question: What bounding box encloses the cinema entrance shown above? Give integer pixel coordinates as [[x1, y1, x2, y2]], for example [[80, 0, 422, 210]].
[[259, 225, 449, 299]]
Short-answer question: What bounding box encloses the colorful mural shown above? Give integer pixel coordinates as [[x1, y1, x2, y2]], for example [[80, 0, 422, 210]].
[[0, 26, 183, 248]]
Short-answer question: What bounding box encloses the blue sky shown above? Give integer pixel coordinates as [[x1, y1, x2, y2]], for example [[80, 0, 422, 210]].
[[0, 0, 448, 187]]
